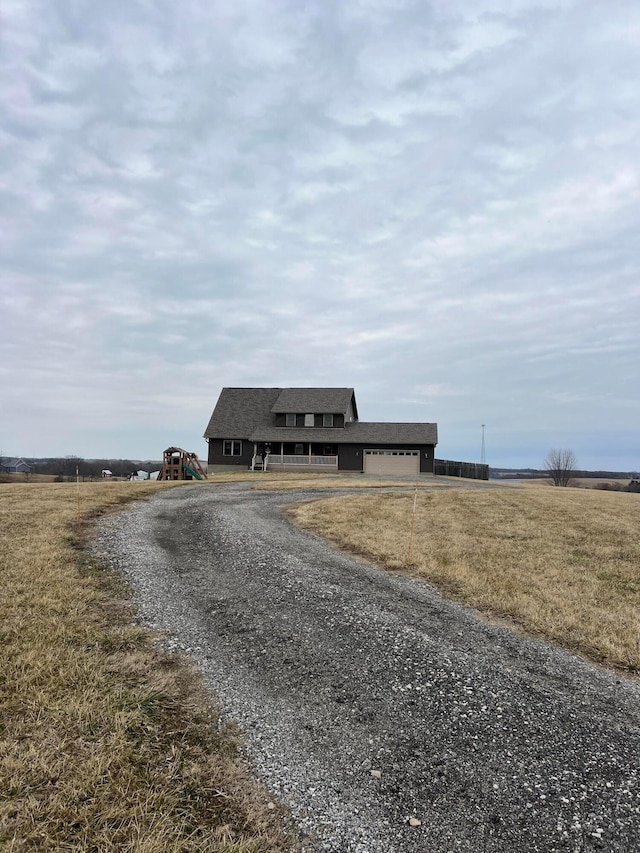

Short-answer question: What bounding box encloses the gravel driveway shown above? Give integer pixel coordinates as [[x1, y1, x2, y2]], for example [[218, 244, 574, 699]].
[[91, 483, 640, 853]]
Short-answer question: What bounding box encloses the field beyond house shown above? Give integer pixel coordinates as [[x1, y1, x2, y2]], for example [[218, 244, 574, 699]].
[[0, 481, 296, 852], [289, 486, 640, 673]]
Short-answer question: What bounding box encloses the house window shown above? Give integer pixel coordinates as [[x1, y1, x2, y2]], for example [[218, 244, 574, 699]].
[[304, 413, 314, 427], [294, 443, 304, 455], [286, 413, 296, 427], [322, 414, 334, 427], [223, 440, 242, 456]]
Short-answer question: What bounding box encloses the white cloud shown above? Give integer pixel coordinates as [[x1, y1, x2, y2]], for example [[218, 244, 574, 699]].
[[1, 0, 639, 468]]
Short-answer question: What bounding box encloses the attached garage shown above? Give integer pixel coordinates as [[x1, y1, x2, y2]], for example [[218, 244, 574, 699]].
[[364, 449, 419, 477]]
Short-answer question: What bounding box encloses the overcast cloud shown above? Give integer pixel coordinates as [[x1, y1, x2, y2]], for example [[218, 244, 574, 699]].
[[1, 0, 639, 468]]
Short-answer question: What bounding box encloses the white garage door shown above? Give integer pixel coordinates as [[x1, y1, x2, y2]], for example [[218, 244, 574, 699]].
[[364, 449, 419, 476]]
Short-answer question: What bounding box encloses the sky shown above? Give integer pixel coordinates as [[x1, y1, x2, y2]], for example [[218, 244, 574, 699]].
[[1, 0, 639, 470]]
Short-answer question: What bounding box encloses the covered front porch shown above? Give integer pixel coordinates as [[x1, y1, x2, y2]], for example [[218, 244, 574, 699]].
[[252, 442, 339, 471]]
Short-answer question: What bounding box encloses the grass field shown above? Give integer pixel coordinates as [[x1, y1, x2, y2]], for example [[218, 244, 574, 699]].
[[289, 486, 640, 673], [4, 475, 638, 849], [0, 481, 296, 852]]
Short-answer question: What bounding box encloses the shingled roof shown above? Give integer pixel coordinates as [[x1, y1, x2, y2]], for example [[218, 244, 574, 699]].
[[247, 423, 437, 443], [205, 387, 437, 447], [344, 421, 438, 445], [204, 388, 281, 439], [204, 387, 357, 439], [270, 388, 356, 416]]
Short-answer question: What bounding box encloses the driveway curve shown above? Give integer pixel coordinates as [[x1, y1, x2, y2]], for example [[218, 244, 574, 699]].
[[92, 483, 640, 853]]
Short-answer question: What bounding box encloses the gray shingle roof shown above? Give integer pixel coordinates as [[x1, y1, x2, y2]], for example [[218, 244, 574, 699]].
[[250, 421, 437, 444], [203, 388, 282, 439], [249, 426, 347, 442], [204, 387, 357, 439], [344, 421, 438, 445], [271, 388, 356, 415], [204, 387, 437, 446]]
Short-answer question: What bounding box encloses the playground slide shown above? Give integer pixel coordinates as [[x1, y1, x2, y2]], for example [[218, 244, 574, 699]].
[[182, 464, 203, 480]]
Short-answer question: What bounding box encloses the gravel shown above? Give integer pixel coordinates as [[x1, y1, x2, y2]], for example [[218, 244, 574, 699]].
[[91, 482, 640, 853]]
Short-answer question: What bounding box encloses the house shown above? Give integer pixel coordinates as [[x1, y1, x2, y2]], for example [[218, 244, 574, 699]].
[[204, 387, 438, 476], [0, 457, 31, 474], [101, 469, 113, 478]]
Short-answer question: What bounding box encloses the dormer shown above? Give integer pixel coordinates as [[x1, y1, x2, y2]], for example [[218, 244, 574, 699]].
[[271, 388, 358, 429]]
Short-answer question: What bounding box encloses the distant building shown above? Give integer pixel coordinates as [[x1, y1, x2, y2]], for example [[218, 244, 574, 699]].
[[0, 458, 31, 474], [101, 469, 113, 478]]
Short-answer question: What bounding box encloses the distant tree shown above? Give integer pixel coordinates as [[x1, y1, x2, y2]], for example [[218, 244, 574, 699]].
[[544, 448, 578, 487], [59, 455, 83, 481]]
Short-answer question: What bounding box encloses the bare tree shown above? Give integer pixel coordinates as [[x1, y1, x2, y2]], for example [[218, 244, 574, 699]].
[[544, 448, 578, 487]]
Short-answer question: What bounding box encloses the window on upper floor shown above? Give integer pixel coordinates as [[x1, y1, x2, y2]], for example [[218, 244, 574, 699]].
[[323, 414, 334, 427], [304, 413, 314, 427], [285, 413, 296, 427]]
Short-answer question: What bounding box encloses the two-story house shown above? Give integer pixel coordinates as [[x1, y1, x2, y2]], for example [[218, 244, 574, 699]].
[[204, 387, 438, 476]]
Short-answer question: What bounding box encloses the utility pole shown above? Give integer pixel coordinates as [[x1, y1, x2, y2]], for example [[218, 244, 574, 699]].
[[481, 424, 486, 465]]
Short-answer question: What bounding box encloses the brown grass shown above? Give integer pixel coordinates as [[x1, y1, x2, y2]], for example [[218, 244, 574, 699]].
[[0, 472, 58, 483], [289, 486, 640, 673], [520, 477, 632, 489], [0, 481, 297, 852]]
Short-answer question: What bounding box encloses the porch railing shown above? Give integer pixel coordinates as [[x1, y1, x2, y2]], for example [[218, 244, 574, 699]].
[[270, 455, 338, 467]]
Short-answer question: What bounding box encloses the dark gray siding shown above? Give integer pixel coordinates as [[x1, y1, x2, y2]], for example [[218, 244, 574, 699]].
[[337, 445, 363, 471], [419, 445, 435, 473], [208, 438, 253, 468]]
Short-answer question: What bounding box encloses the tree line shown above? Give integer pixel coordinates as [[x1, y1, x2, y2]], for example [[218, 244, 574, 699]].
[[21, 456, 162, 480]]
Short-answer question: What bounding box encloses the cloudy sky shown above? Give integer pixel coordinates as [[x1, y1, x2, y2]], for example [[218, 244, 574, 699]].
[[2, 0, 639, 469]]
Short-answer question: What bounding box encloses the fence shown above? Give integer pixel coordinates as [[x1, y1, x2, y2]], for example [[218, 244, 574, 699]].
[[434, 459, 489, 480]]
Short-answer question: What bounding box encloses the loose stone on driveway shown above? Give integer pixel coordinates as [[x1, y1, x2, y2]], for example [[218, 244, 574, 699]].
[[92, 483, 640, 853]]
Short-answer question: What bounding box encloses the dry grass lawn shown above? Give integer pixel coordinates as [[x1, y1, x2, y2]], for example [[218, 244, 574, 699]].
[[0, 481, 297, 852], [289, 486, 640, 673]]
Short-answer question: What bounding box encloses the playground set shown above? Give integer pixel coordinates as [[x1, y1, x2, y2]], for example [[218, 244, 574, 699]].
[[157, 447, 208, 481]]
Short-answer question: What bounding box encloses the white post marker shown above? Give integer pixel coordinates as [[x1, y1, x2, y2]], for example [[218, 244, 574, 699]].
[[406, 482, 418, 564], [76, 465, 81, 539]]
